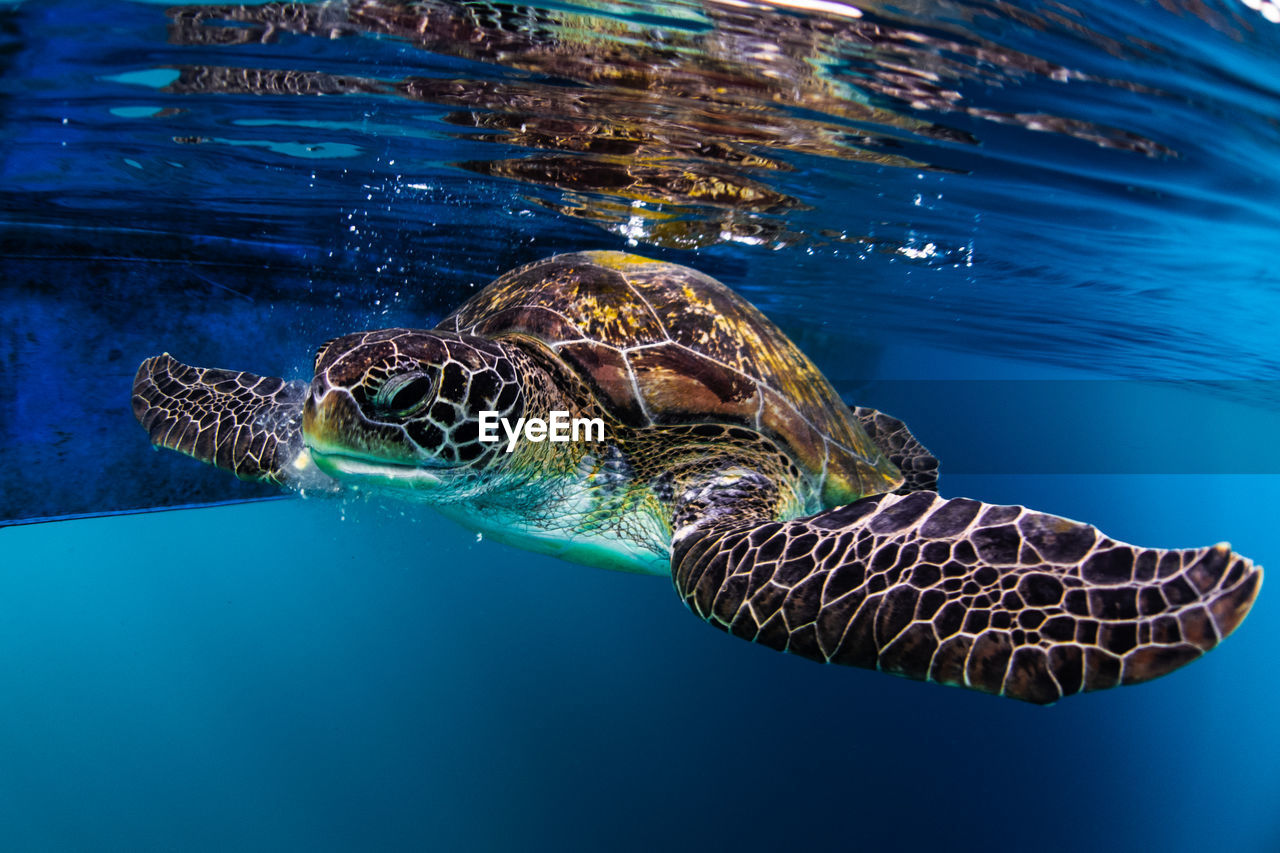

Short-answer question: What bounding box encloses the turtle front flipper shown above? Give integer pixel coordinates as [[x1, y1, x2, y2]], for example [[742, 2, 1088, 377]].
[[133, 353, 308, 484], [851, 406, 938, 493], [671, 482, 1261, 704]]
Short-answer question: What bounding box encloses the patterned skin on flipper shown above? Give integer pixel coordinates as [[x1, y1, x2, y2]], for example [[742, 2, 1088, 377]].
[[132, 353, 306, 483], [850, 406, 938, 493], [671, 484, 1262, 704]]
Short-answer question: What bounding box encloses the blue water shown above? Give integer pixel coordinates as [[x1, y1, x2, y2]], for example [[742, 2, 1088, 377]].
[[3, 0, 1280, 850]]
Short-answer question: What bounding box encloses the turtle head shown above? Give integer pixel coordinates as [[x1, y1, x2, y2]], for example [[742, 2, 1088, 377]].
[[303, 329, 523, 492]]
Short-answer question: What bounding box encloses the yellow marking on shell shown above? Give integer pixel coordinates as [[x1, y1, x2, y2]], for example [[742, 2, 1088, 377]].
[[580, 250, 657, 270], [473, 251, 903, 505]]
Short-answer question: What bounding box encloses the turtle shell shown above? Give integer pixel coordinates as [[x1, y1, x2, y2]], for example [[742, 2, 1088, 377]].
[[437, 251, 901, 504]]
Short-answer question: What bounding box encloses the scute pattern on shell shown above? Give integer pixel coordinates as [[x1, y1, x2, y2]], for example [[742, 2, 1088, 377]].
[[438, 251, 901, 504]]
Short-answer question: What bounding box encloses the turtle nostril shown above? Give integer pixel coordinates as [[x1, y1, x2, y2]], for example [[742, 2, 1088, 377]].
[[302, 393, 317, 433]]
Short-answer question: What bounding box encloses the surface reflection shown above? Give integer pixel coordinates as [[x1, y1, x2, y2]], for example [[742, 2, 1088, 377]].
[[163, 0, 1191, 247]]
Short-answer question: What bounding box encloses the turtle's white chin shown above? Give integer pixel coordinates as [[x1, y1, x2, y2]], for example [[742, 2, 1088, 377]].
[[306, 447, 447, 491]]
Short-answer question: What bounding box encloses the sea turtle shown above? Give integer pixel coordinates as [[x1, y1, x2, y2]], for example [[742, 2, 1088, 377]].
[[133, 251, 1261, 704]]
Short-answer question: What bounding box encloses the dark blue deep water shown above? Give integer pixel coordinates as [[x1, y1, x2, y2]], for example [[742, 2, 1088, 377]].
[[3, 0, 1279, 850]]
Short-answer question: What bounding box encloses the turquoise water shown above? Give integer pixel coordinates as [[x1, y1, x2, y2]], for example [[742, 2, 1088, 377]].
[[4, 478, 1278, 850], [3, 0, 1280, 850]]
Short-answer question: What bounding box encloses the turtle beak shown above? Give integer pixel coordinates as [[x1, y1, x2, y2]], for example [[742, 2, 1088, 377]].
[[302, 387, 393, 457], [301, 385, 353, 454], [302, 386, 443, 488]]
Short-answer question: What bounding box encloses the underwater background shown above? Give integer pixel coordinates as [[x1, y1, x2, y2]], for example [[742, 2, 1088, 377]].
[[2, 0, 1279, 850]]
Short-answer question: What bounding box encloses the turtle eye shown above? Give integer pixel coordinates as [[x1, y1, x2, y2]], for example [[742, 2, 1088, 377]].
[[373, 372, 436, 418]]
